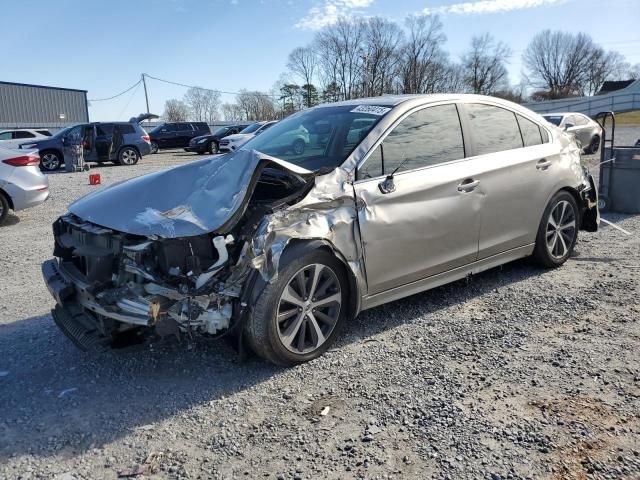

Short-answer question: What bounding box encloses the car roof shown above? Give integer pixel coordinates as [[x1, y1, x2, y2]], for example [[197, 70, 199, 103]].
[[542, 112, 587, 117]]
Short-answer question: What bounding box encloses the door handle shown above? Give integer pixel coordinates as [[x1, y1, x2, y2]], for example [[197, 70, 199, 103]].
[[536, 159, 552, 170], [457, 179, 479, 192]]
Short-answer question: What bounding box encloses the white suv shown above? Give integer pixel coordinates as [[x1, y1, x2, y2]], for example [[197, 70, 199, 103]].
[[0, 129, 51, 149]]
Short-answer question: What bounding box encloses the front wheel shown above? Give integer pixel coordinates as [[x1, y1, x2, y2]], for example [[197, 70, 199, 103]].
[[117, 147, 139, 166], [245, 248, 348, 365], [532, 191, 579, 268], [209, 141, 219, 155]]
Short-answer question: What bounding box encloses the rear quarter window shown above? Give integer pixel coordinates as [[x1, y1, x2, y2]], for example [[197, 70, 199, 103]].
[[516, 115, 543, 147]]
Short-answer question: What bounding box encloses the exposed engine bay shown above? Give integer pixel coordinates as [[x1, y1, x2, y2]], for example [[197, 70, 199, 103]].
[[43, 162, 318, 347]]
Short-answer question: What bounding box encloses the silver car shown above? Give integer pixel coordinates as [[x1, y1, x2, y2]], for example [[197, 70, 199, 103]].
[[541, 112, 603, 154], [42, 95, 598, 365], [0, 146, 50, 224]]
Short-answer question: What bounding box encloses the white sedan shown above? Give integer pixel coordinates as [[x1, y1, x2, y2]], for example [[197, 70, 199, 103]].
[[0, 146, 49, 224]]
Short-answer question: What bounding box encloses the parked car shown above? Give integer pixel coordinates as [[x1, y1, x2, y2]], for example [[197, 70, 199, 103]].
[[42, 94, 599, 365], [0, 129, 51, 149], [19, 121, 152, 171], [148, 122, 211, 153], [0, 146, 49, 224], [541, 112, 602, 154], [218, 121, 277, 152], [184, 124, 250, 154]]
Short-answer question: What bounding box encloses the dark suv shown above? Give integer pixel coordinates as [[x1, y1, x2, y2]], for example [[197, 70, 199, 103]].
[[148, 122, 211, 153], [184, 124, 250, 154], [19, 122, 152, 171]]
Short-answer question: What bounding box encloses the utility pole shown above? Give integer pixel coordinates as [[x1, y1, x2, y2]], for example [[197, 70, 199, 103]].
[[141, 73, 150, 115]]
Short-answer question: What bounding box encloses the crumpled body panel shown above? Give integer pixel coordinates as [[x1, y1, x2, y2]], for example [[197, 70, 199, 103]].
[[68, 150, 311, 238]]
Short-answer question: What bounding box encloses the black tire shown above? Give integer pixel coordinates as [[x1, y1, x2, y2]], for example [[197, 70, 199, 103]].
[[532, 191, 579, 268], [117, 147, 139, 166], [40, 150, 62, 171], [585, 135, 600, 155], [292, 138, 305, 155], [209, 141, 219, 155], [245, 247, 349, 366], [597, 195, 609, 212], [0, 192, 9, 225], [150, 141, 159, 154]]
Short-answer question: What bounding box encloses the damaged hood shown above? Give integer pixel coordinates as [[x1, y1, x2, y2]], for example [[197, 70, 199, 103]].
[[68, 150, 312, 238]]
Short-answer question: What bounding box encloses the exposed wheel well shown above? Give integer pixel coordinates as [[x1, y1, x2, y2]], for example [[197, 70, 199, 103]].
[[119, 145, 140, 156], [0, 188, 14, 210]]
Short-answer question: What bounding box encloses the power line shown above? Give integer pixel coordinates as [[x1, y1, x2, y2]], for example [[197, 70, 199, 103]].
[[117, 81, 142, 120], [88, 79, 142, 102], [143, 73, 279, 98]]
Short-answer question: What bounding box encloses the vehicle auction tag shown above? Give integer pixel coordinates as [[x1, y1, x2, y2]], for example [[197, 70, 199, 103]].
[[350, 105, 392, 116]]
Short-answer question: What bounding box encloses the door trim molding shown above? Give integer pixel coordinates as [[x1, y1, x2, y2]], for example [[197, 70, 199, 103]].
[[360, 243, 534, 311]]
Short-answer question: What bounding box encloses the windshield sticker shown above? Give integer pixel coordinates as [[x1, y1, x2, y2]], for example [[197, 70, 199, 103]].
[[350, 105, 392, 116]]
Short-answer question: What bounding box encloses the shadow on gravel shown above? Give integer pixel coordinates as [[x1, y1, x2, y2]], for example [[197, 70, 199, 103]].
[[0, 258, 543, 461], [0, 214, 20, 227]]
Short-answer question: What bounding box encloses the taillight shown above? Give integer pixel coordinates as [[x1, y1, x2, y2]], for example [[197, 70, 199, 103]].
[[142, 135, 150, 142], [2, 154, 40, 167]]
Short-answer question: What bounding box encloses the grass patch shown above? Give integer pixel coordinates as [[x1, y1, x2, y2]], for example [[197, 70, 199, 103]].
[[614, 110, 640, 125]]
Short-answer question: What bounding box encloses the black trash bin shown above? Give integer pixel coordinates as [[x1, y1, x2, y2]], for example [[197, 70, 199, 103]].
[[600, 146, 640, 213]]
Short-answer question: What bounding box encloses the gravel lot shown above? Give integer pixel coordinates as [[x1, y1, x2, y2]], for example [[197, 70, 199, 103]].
[[1, 131, 639, 480]]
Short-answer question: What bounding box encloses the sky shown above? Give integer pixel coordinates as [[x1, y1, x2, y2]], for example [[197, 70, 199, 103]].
[[2, 0, 638, 121]]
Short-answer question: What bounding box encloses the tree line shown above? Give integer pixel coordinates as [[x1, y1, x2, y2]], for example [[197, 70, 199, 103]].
[[163, 15, 640, 122]]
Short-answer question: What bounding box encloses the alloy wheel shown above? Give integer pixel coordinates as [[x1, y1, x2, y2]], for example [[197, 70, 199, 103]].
[[292, 140, 305, 155], [41, 153, 60, 170], [276, 263, 342, 354], [150, 142, 158, 154], [545, 200, 576, 259], [120, 148, 138, 165], [210, 142, 218, 154]]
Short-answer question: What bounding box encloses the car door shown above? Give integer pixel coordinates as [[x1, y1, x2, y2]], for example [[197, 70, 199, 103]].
[[94, 124, 113, 161], [354, 103, 483, 295], [158, 124, 176, 148], [459, 103, 556, 259]]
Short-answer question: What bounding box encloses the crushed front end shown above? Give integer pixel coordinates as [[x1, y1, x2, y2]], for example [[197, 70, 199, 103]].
[[42, 214, 241, 350]]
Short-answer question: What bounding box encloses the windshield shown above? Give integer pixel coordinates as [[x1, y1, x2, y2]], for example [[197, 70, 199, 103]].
[[212, 127, 229, 136], [52, 126, 74, 138], [241, 105, 391, 171], [239, 123, 262, 134], [542, 115, 563, 126]]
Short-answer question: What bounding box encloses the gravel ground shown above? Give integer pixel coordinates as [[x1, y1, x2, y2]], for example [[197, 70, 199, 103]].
[[1, 133, 639, 480]]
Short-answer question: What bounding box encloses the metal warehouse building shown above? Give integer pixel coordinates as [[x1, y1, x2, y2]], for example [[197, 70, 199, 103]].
[[0, 81, 88, 130]]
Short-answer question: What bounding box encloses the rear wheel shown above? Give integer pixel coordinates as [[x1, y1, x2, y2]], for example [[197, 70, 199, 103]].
[[245, 248, 348, 365], [0, 192, 9, 225], [117, 147, 139, 166], [209, 141, 219, 155], [292, 138, 305, 155], [40, 151, 62, 171], [150, 141, 159, 154], [532, 191, 579, 268]]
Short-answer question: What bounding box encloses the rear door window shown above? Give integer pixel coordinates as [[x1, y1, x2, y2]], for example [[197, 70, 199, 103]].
[[14, 131, 35, 139], [36, 130, 52, 136], [96, 124, 114, 136], [176, 123, 193, 131], [119, 124, 135, 134], [466, 104, 523, 155], [516, 115, 543, 147]]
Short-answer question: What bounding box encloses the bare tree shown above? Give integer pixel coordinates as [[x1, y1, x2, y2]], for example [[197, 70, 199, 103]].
[[523, 30, 599, 99], [315, 17, 365, 100], [162, 99, 189, 121], [221, 103, 245, 122], [236, 90, 278, 121], [183, 87, 221, 122], [461, 33, 511, 95], [360, 17, 404, 96], [288, 46, 318, 107], [398, 15, 448, 94]]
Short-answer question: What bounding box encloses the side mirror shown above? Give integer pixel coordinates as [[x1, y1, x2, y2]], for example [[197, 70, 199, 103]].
[[564, 123, 574, 130], [378, 175, 396, 194]]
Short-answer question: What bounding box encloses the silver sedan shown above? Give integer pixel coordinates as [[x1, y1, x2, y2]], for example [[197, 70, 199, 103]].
[[541, 112, 603, 154], [43, 94, 598, 365], [0, 146, 49, 224]]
